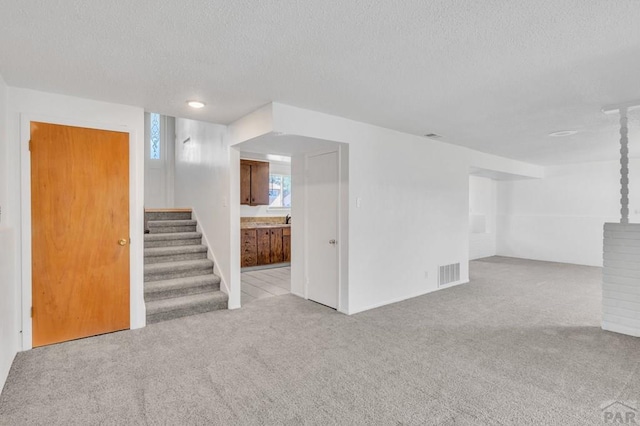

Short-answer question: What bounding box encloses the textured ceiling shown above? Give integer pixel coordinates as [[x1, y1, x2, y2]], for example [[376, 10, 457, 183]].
[[1, 0, 640, 165]]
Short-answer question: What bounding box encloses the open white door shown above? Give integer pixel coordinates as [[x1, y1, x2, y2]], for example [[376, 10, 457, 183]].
[[306, 151, 339, 308]]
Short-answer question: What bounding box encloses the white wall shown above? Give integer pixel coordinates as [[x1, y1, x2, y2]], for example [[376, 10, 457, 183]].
[[0, 74, 18, 392], [0, 75, 6, 221], [469, 175, 497, 260], [227, 104, 274, 146], [174, 118, 237, 307], [290, 154, 305, 299], [233, 103, 543, 314], [348, 132, 470, 313], [144, 113, 175, 208], [497, 160, 640, 267], [602, 223, 640, 337], [6, 87, 146, 351]]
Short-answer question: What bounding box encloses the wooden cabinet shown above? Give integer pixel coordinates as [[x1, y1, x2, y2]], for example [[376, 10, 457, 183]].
[[270, 228, 283, 263], [241, 229, 257, 267], [251, 161, 269, 205], [240, 160, 269, 205], [241, 226, 291, 267], [240, 162, 252, 205], [256, 229, 271, 265], [283, 227, 291, 262]]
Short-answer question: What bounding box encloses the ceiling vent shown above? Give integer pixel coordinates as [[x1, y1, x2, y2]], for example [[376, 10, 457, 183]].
[[424, 133, 441, 138]]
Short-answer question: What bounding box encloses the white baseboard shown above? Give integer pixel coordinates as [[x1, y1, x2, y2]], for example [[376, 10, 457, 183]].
[[602, 321, 640, 338], [347, 280, 469, 315]]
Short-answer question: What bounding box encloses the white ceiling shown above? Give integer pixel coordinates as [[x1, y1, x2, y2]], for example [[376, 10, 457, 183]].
[[1, 0, 640, 165]]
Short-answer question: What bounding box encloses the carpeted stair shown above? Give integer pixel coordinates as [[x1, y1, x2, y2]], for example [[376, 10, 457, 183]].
[[144, 209, 227, 324]]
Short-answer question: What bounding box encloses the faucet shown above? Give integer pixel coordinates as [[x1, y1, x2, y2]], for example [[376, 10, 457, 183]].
[[285, 214, 291, 224]]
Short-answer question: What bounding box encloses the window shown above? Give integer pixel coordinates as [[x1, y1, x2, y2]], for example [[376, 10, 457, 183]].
[[269, 174, 291, 208], [150, 113, 160, 159]]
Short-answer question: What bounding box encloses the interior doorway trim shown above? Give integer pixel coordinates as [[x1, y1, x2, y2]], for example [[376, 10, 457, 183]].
[[19, 114, 142, 351]]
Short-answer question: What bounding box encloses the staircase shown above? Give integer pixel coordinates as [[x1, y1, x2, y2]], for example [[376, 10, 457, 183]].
[[144, 209, 227, 324]]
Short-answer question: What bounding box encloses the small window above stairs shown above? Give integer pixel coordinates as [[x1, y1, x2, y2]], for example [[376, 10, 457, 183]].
[[144, 209, 227, 324]]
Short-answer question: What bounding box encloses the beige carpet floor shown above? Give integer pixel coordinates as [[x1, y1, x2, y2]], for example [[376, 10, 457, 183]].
[[1, 256, 639, 425]]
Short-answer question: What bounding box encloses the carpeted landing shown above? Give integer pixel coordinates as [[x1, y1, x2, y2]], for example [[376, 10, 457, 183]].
[[1, 256, 639, 425]]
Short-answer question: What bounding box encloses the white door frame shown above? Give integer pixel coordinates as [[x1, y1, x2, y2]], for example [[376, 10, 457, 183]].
[[19, 114, 143, 350]]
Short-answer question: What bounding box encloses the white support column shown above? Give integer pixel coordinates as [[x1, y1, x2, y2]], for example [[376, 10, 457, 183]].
[[619, 107, 629, 224], [602, 103, 640, 337], [602, 223, 640, 337]]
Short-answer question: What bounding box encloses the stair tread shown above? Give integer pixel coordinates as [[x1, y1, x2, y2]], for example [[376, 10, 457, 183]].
[[146, 291, 228, 315], [145, 274, 221, 294], [143, 211, 227, 321], [148, 220, 197, 226], [144, 245, 207, 256], [144, 259, 213, 273], [145, 208, 192, 213], [144, 232, 202, 241]]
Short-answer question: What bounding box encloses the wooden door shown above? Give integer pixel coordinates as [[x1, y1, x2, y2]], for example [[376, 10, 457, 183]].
[[256, 229, 271, 265], [306, 151, 339, 309], [270, 228, 284, 263], [240, 162, 251, 205], [31, 122, 130, 347], [251, 161, 270, 205]]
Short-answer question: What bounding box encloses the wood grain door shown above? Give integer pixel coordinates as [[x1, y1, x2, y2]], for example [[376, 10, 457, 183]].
[[241, 229, 257, 267], [30, 122, 130, 347], [251, 161, 270, 205], [283, 228, 291, 262], [270, 228, 284, 263], [256, 229, 271, 265], [240, 162, 251, 205]]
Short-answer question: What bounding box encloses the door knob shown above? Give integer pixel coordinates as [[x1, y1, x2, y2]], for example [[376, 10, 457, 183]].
[[118, 239, 127, 246], [329, 239, 336, 245]]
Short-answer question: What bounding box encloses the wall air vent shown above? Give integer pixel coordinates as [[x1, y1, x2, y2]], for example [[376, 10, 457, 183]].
[[424, 133, 441, 138], [439, 263, 460, 287]]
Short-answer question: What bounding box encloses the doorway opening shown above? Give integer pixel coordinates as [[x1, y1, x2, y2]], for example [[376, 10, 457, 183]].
[[239, 152, 293, 305], [233, 135, 349, 312], [468, 174, 497, 261]]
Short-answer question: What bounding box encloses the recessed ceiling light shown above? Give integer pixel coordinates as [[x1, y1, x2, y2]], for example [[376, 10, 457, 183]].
[[424, 133, 441, 138], [187, 100, 205, 109], [548, 130, 578, 137]]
